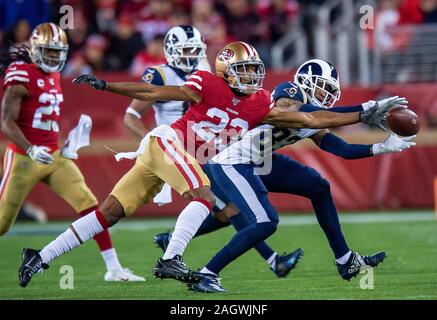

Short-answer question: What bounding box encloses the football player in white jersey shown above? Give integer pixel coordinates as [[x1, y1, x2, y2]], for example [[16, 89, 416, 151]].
[[124, 25, 210, 205]]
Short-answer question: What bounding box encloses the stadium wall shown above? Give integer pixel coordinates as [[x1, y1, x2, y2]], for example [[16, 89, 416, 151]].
[[1, 72, 436, 219]]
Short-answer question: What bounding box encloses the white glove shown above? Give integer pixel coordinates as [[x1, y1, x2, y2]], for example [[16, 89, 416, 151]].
[[362, 96, 409, 111], [372, 132, 416, 155], [27, 145, 54, 164]]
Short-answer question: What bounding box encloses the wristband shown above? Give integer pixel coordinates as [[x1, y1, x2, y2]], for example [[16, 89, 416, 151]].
[[372, 143, 384, 155], [126, 107, 142, 119]]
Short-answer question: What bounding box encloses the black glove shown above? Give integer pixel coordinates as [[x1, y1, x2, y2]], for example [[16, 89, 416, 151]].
[[72, 74, 107, 90]]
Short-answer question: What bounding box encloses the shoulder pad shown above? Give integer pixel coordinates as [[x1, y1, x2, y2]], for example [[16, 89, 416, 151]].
[[272, 81, 306, 103], [142, 66, 166, 86]]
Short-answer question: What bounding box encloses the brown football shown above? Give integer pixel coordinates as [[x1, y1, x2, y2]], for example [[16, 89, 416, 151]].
[[386, 107, 420, 136]]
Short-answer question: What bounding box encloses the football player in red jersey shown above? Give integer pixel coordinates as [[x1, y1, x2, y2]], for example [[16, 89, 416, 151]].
[[18, 41, 392, 287], [1, 23, 144, 282]]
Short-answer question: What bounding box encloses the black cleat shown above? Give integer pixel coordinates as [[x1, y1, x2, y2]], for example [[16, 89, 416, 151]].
[[336, 251, 387, 281], [271, 248, 304, 278], [18, 248, 49, 287], [153, 232, 171, 253], [152, 255, 202, 283], [187, 273, 227, 293]]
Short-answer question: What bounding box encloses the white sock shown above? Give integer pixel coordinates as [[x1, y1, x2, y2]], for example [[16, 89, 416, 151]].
[[336, 251, 352, 265], [200, 267, 217, 276], [39, 211, 105, 264], [267, 252, 278, 269], [101, 248, 122, 271], [162, 200, 210, 260]]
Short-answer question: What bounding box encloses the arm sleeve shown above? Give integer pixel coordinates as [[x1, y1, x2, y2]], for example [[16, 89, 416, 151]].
[[319, 132, 373, 160], [183, 71, 205, 97], [3, 63, 31, 90], [299, 104, 363, 113]]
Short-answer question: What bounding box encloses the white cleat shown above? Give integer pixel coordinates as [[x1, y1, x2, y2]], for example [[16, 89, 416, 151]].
[[104, 268, 145, 282]]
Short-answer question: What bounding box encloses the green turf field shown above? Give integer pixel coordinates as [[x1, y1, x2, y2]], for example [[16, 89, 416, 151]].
[[1, 211, 437, 300]]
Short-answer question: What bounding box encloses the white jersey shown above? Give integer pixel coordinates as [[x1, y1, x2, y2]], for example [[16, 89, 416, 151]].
[[142, 61, 212, 126], [213, 79, 321, 165], [142, 64, 188, 126], [212, 125, 320, 165]]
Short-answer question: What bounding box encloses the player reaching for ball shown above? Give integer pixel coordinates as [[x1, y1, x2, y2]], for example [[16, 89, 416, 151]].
[[154, 59, 417, 292]]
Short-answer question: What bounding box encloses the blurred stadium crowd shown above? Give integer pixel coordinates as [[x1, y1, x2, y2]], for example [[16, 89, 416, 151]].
[[1, 0, 437, 76], [0, 0, 305, 76], [370, 0, 437, 52]]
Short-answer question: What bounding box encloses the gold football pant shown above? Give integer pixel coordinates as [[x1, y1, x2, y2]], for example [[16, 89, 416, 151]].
[[111, 136, 210, 216], [0, 147, 97, 235]]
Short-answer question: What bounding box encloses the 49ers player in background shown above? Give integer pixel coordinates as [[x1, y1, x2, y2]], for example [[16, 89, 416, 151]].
[[0, 23, 144, 282]]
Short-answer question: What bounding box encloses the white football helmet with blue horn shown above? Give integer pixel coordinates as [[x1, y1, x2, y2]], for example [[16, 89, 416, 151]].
[[164, 25, 207, 73], [294, 59, 341, 108]]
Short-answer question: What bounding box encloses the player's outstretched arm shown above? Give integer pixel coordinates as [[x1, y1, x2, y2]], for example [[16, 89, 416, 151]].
[[262, 107, 361, 129], [73, 74, 201, 103], [311, 130, 374, 159], [265, 98, 393, 129], [310, 130, 416, 160]]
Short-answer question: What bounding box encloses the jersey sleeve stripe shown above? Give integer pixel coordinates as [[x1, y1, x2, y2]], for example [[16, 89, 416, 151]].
[[4, 76, 30, 84], [154, 66, 167, 85], [184, 81, 202, 91], [187, 74, 202, 82], [5, 70, 29, 78]]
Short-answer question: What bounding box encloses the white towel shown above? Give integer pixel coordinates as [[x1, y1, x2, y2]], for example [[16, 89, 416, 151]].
[[153, 183, 173, 206], [62, 114, 92, 159], [114, 133, 150, 162], [114, 124, 179, 162]]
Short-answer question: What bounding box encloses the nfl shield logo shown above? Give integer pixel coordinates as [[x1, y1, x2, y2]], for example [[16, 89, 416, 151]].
[[232, 98, 240, 106]]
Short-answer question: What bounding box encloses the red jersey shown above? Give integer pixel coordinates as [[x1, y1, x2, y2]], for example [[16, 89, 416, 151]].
[[3, 61, 63, 154], [171, 70, 274, 161]]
